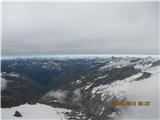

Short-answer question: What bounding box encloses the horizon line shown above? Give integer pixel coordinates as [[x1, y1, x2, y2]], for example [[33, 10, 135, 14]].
[[1, 54, 160, 60]]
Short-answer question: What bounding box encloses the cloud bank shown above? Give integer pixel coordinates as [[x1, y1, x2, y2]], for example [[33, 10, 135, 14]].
[[46, 89, 68, 103], [2, 2, 159, 56], [1, 78, 7, 90]]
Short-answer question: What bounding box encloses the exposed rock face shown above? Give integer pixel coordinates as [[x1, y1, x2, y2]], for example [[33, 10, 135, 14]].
[[135, 72, 151, 81], [1, 56, 159, 120], [13, 111, 22, 117], [1, 75, 45, 108]]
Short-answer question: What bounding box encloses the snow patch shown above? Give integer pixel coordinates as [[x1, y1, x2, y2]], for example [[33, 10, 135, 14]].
[[85, 83, 93, 90], [134, 63, 152, 71], [91, 73, 143, 101], [99, 60, 131, 70], [94, 75, 108, 81], [75, 79, 82, 84], [2, 103, 71, 120]]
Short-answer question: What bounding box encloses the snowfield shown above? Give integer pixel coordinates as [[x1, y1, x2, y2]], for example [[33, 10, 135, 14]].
[[119, 66, 159, 120], [1, 103, 71, 120], [92, 65, 159, 119], [91, 73, 143, 101]]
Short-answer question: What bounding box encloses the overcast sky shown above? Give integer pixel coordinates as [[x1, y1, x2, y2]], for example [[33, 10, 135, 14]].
[[2, 2, 159, 56]]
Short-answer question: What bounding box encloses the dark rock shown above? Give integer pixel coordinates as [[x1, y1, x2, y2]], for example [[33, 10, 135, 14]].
[[152, 60, 160, 67], [135, 72, 151, 81], [13, 111, 22, 117]]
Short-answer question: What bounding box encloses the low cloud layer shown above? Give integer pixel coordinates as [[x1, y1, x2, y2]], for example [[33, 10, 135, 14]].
[[46, 89, 68, 103], [72, 89, 82, 103], [1, 78, 7, 90]]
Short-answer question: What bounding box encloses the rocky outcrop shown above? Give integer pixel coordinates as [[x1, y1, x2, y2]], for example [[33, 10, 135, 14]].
[[13, 111, 22, 117]]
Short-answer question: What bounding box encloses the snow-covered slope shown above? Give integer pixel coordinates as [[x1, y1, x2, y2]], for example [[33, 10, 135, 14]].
[[92, 66, 159, 119], [119, 66, 159, 120], [1, 103, 71, 120]]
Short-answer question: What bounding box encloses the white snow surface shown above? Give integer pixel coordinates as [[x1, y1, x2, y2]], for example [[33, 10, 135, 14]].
[[85, 83, 93, 90], [119, 66, 159, 120], [1, 103, 71, 120], [92, 73, 143, 101], [2, 54, 159, 60], [99, 60, 131, 70], [92, 65, 159, 119], [99, 56, 159, 71]]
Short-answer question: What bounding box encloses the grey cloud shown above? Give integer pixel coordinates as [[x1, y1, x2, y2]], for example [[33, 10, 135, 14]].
[[1, 78, 7, 90], [45, 89, 68, 103], [72, 89, 82, 103], [2, 2, 159, 56]]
